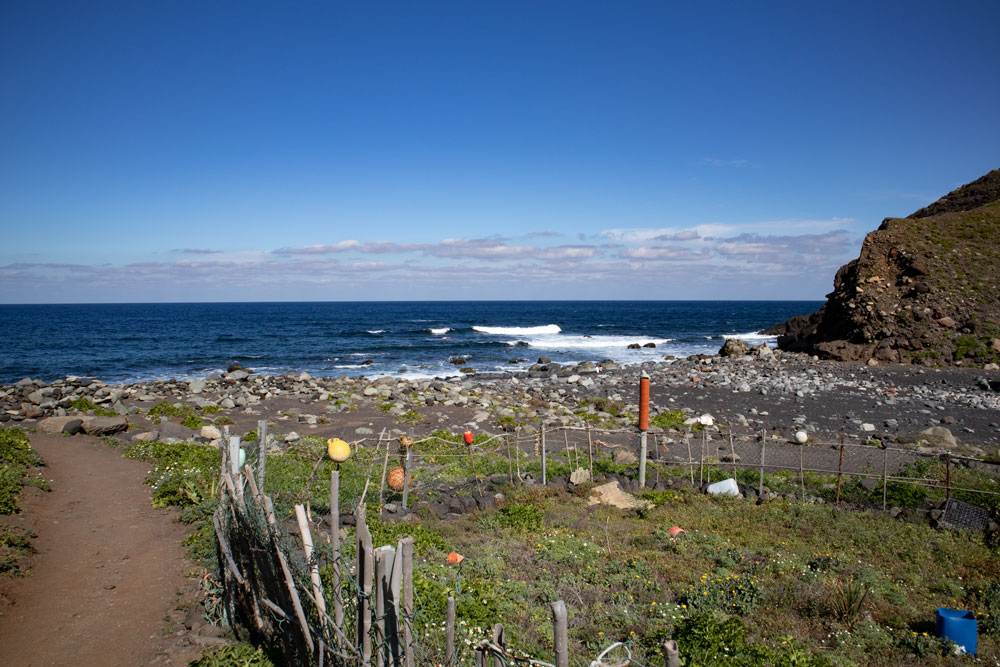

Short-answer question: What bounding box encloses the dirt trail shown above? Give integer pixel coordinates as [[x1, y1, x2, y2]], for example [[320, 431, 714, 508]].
[[0, 434, 202, 666]]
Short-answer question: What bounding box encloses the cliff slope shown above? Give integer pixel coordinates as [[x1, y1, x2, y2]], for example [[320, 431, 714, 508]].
[[766, 169, 1000, 365]]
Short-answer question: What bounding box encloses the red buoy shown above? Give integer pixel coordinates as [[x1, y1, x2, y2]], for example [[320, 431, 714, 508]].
[[463, 431, 474, 445]]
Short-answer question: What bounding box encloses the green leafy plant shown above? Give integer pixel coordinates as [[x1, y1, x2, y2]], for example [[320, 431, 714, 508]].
[[829, 578, 870, 628]]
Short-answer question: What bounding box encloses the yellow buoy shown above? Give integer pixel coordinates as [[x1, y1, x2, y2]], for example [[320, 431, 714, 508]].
[[327, 437, 351, 462]]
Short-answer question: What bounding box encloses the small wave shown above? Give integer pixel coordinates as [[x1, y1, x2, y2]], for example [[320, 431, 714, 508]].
[[473, 324, 561, 336], [366, 330, 386, 334], [428, 327, 451, 335]]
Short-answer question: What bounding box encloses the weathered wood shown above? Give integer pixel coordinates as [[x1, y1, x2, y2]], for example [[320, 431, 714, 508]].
[[295, 504, 329, 643], [401, 447, 412, 509], [587, 426, 594, 481], [229, 436, 244, 504], [374, 546, 399, 666], [330, 470, 344, 635], [263, 496, 315, 655], [212, 510, 246, 587], [882, 449, 889, 511], [541, 424, 547, 485], [663, 639, 680, 667], [491, 624, 505, 667], [400, 537, 415, 667], [357, 504, 374, 663], [759, 432, 767, 498], [551, 600, 568, 667], [446, 595, 456, 666], [378, 442, 390, 507], [256, 419, 268, 491]]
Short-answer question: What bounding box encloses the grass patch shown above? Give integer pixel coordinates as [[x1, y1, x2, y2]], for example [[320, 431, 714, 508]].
[[0, 428, 47, 515]]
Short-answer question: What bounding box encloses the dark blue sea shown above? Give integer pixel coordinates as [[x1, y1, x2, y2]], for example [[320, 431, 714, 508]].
[[0, 301, 821, 385]]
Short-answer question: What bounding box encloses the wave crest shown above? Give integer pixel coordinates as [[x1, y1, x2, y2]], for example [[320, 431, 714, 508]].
[[473, 324, 561, 336]]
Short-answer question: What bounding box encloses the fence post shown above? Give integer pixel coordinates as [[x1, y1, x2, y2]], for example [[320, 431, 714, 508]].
[[663, 639, 680, 667], [587, 426, 594, 481], [229, 436, 244, 503], [946, 453, 952, 501], [330, 470, 344, 636], [491, 624, 506, 667], [256, 419, 268, 490], [400, 537, 414, 667], [375, 545, 399, 666], [551, 600, 568, 667], [541, 424, 547, 485], [402, 441, 412, 510], [758, 432, 765, 498], [357, 506, 374, 663], [446, 595, 456, 666], [639, 373, 650, 487], [836, 444, 845, 506], [685, 435, 695, 485], [799, 442, 805, 498], [882, 449, 889, 512]]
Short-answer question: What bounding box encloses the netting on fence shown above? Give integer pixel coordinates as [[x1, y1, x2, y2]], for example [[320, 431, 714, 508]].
[[211, 421, 999, 666]]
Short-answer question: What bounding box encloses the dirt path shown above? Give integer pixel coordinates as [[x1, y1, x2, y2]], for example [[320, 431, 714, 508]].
[[0, 434, 203, 666]]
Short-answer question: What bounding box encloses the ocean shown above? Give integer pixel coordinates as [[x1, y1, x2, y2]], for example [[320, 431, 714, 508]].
[[0, 301, 821, 385]]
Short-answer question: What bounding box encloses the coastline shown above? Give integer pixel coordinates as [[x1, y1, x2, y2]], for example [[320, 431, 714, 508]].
[[4, 348, 999, 453]]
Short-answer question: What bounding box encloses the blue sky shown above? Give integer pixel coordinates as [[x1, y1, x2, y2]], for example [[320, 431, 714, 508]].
[[1, 1, 997, 303]]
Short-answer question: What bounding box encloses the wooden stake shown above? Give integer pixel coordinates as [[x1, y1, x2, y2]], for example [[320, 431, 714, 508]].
[[836, 444, 845, 505], [402, 447, 412, 510], [357, 504, 373, 663], [378, 443, 390, 507], [799, 440, 805, 498], [946, 453, 952, 501], [446, 595, 456, 666], [400, 537, 415, 667], [330, 470, 343, 635], [587, 426, 594, 481], [759, 432, 766, 498], [295, 504, 329, 643], [882, 448, 889, 511], [686, 436, 694, 485], [541, 424, 547, 485], [551, 600, 568, 667], [256, 419, 268, 491], [663, 639, 680, 667]]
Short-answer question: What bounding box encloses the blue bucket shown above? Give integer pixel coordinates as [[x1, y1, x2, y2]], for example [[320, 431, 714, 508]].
[[935, 607, 977, 655]]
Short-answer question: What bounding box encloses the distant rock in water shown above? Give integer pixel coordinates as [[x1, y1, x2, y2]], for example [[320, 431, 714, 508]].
[[765, 169, 1000, 366]]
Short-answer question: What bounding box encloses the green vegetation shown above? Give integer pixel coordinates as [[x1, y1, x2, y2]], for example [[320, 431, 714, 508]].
[[190, 642, 275, 666], [0, 526, 36, 575], [122, 426, 1000, 664], [0, 428, 48, 515], [180, 414, 207, 429]]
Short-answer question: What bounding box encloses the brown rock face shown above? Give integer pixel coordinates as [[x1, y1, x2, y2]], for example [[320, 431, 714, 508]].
[[765, 169, 1000, 365]]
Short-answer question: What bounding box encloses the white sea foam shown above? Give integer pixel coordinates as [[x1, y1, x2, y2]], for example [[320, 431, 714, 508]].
[[429, 327, 451, 335], [473, 324, 562, 336], [367, 329, 386, 334], [515, 334, 674, 351]]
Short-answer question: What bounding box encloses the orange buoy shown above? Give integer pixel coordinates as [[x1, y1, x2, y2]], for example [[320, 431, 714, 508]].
[[668, 526, 685, 538], [463, 431, 474, 445], [387, 466, 409, 492], [446, 551, 464, 564]]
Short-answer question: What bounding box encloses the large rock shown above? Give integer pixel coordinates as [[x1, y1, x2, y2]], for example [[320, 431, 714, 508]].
[[157, 421, 195, 441], [718, 338, 750, 357], [81, 416, 128, 436], [587, 481, 652, 510], [37, 416, 85, 435], [919, 426, 957, 446]]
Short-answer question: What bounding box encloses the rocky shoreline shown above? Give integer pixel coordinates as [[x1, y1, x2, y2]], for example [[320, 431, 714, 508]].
[[4, 344, 1000, 457]]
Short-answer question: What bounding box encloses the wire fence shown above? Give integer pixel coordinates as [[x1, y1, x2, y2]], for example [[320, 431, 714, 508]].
[[212, 421, 999, 666]]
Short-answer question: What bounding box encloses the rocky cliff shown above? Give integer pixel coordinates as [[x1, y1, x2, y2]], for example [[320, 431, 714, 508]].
[[765, 169, 1000, 366]]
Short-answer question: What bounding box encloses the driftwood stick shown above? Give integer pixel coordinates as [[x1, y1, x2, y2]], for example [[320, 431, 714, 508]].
[[356, 502, 373, 663], [295, 504, 330, 643], [299, 586, 363, 660], [263, 497, 315, 655], [260, 597, 289, 619], [212, 510, 246, 587], [256, 419, 268, 491], [378, 444, 391, 507]]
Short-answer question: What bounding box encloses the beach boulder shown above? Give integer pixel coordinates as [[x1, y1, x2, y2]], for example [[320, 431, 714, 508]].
[[718, 338, 750, 357]]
